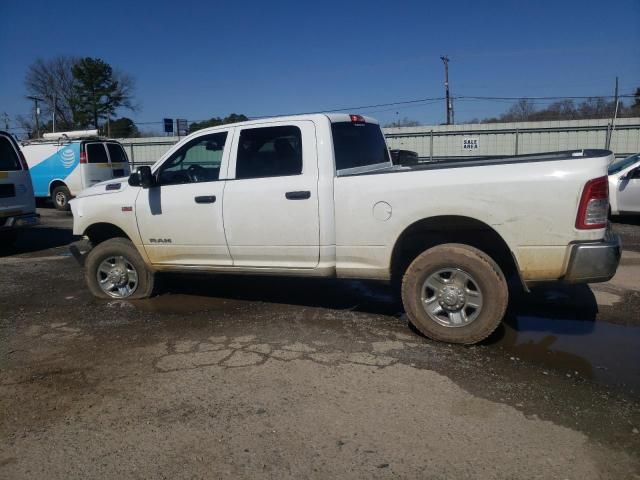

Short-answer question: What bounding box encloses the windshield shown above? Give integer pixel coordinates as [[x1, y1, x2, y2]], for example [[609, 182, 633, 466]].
[[608, 153, 640, 175], [331, 122, 391, 175]]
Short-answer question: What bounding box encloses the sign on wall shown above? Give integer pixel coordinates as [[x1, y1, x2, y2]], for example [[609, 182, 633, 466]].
[[463, 137, 479, 150]]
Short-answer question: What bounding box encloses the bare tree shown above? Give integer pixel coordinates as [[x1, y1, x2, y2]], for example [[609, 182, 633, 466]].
[[24, 56, 79, 130], [384, 117, 420, 128], [504, 99, 537, 122]]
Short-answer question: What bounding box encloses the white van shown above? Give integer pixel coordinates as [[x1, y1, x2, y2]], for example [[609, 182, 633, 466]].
[[20, 130, 131, 211], [0, 131, 38, 245]]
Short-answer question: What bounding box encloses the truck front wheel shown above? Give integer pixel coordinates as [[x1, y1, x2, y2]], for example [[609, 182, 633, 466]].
[[84, 238, 155, 300], [401, 243, 508, 344]]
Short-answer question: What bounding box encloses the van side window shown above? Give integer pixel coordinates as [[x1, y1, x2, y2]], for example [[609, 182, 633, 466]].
[[86, 143, 109, 163], [158, 132, 227, 185], [235, 126, 302, 179], [106, 144, 128, 164], [0, 136, 21, 171]]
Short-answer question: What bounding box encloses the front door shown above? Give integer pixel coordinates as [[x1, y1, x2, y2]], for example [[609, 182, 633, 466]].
[[222, 121, 320, 268], [135, 130, 232, 266]]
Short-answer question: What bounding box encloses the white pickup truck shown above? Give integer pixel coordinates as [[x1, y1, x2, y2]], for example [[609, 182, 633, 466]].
[[70, 113, 620, 344]]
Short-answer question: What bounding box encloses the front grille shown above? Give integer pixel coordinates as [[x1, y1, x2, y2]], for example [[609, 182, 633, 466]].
[[0, 184, 15, 198]]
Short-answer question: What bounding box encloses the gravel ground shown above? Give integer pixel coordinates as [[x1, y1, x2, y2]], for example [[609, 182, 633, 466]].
[[1, 209, 639, 479]]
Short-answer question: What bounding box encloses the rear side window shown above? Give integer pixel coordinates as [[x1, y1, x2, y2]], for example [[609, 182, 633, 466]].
[[236, 126, 302, 179], [86, 143, 109, 163], [0, 136, 21, 171], [106, 143, 128, 164], [331, 122, 391, 174]]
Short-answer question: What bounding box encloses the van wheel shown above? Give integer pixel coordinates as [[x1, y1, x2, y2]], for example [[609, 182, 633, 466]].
[[401, 243, 508, 345], [52, 185, 71, 211], [85, 238, 155, 299]]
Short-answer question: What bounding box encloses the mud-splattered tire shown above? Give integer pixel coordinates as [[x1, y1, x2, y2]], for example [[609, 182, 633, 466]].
[[401, 243, 508, 345], [85, 238, 155, 300], [52, 185, 71, 211]]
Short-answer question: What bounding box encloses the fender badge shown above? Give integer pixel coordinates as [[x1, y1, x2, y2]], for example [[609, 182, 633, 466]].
[[121, 206, 133, 212]]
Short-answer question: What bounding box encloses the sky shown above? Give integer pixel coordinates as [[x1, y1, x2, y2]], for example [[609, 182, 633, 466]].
[[1, 0, 639, 134]]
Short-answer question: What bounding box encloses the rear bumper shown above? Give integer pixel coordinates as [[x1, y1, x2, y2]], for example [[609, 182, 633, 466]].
[[563, 233, 621, 283], [0, 212, 39, 231]]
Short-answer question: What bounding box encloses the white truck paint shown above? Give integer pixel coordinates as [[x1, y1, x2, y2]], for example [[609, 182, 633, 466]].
[[70, 113, 621, 344], [608, 153, 640, 215]]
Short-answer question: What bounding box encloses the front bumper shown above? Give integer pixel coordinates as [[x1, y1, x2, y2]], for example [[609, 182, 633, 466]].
[[0, 212, 40, 231], [563, 233, 621, 283]]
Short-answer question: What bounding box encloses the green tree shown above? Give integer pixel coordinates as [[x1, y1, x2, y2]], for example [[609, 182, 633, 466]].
[[189, 113, 248, 133], [107, 117, 139, 138], [72, 57, 136, 129]]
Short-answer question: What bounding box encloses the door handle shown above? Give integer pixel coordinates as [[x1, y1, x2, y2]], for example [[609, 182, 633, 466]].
[[285, 191, 311, 200], [194, 195, 216, 204]]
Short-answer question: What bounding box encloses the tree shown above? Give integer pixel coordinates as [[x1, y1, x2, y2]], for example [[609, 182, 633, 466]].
[[503, 99, 537, 122], [24, 56, 79, 131], [384, 117, 420, 128], [72, 57, 136, 129], [631, 87, 640, 115], [189, 113, 249, 133], [107, 117, 139, 138]]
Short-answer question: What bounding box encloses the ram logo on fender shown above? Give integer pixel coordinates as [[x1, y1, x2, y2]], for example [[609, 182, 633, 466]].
[[149, 238, 172, 244]]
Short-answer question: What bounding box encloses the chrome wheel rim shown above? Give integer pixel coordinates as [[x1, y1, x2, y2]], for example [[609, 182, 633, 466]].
[[55, 191, 67, 207], [96, 256, 139, 298], [421, 268, 483, 328]]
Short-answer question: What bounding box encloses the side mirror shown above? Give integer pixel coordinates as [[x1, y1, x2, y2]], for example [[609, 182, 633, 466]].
[[128, 166, 154, 188]]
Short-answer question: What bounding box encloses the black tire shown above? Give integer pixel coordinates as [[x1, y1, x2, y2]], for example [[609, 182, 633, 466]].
[[401, 243, 508, 345], [52, 185, 71, 211], [84, 238, 155, 299], [0, 230, 18, 249]]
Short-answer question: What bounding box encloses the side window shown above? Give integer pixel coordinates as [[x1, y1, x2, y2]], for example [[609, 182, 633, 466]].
[[106, 143, 128, 163], [86, 143, 109, 163], [0, 136, 21, 171], [235, 126, 302, 180], [157, 132, 227, 185]]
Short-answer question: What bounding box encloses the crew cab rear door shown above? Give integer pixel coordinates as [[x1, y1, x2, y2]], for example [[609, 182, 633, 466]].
[[222, 121, 320, 268]]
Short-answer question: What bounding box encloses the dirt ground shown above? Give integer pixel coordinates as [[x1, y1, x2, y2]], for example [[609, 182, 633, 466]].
[[1, 209, 639, 479]]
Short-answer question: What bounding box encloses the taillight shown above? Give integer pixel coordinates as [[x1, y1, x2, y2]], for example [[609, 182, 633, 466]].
[[350, 114, 365, 123], [80, 150, 87, 164], [576, 176, 608, 229], [18, 151, 29, 170]]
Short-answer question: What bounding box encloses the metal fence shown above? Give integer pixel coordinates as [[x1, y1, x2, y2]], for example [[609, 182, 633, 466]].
[[117, 117, 640, 167]]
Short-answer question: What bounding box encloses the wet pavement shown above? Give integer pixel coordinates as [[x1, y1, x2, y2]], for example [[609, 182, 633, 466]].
[[1, 209, 640, 478]]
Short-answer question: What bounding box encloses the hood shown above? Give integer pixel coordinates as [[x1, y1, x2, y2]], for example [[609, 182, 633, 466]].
[[75, 178, 130, 199]]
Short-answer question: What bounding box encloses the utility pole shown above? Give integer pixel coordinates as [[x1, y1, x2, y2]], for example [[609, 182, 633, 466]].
[[440, 56, 453, 125], [606, 76, 619, 150], [27, 95, 43, 138], [2, 112, 9, 131], [52, 94, 56, 133]]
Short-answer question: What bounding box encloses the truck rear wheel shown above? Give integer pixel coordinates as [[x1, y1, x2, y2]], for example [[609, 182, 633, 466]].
[[84, 238, 155, 300], [401, 243, 508, 345], [52, 185, 71, 211]]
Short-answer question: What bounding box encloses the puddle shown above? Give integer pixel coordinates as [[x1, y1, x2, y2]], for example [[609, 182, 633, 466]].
[[496, 316, 640, 390], [129, 294, 236, 314]]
